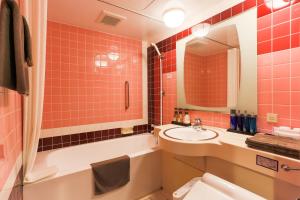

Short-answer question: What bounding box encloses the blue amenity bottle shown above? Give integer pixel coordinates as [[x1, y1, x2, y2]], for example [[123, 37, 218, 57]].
[[230, 109, 237, 130], [237, 110, 243, 131], [243, 110, 251, 133], [250, 114, 257, 135]]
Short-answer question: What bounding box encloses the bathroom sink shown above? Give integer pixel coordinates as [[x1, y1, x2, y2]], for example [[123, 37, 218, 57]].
[[163, 127, 218, 141]]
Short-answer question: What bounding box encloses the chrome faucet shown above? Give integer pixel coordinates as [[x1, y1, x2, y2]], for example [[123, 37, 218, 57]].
[[193, 118, 203, 130]]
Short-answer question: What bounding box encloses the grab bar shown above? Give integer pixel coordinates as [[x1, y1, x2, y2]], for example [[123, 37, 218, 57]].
[[125, 81, 129, 110]]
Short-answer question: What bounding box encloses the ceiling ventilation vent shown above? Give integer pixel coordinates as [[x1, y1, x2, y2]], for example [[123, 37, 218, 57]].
[[96, 10, 126, 26]]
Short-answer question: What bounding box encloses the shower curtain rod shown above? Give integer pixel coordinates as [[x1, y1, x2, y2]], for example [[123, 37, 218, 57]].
[[96, 0, 163, 23]]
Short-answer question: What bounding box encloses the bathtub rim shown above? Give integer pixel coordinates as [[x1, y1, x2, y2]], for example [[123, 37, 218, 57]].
[[30, 133, 158, 184]]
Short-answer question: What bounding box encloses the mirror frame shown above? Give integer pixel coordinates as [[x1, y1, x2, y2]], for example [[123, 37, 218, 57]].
[[176, 8, 257, 113]]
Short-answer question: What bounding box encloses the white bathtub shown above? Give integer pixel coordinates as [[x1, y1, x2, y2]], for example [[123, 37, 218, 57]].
[[24, 134, 162, 200]]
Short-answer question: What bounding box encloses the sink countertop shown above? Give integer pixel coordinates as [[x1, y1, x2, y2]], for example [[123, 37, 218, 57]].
[[155, 124, 300, 187]]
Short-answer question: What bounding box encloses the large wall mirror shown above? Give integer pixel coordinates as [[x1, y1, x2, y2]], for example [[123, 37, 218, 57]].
[[176, 9, 257, 113]]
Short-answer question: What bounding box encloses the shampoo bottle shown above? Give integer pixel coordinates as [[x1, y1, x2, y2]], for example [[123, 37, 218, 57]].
[[250, 114, 257, 134], [184, 111, 191, 125], [230, 109, 237, 130]]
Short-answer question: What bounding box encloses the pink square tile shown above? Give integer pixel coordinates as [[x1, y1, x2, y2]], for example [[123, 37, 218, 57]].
[[291, 92, 300, 105], [291, 106, 300, 119], [258, 53, 272, 66], [258, 92, 272, 104], [273, 64, 290, 78], [274, 105, 290, 119], [273, 7, 290, 25], [292, 2, 300, 19], [291, 77, 300, 91], [258, 40, 272, 54], [272, 49, 291, 65], [291, 47, 300, 62], [272, 22, 290, 39], [273, 91, 290, 105], [292, 18, 300, 34], [291, 119, 300, 127], [291, 62, 300, 77], [258, 14, 272, 30], [258, 66, 272, 79], [258, 105, 272, 117], [273, 36, 290, 52], [258, 28, 271, 42], [258, 79, 272, 92]]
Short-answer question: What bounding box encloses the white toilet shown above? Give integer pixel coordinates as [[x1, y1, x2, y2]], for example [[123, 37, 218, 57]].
[[173, 173, 266, 200]]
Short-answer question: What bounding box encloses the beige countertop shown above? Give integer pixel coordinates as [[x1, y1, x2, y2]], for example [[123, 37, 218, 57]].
[[155, 124, 300, 187]]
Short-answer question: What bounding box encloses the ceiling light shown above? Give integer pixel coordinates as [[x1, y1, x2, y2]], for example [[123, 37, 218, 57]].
[[108, 52, 119, 61], [162, 8, 185, 28], [264, 0, 294, 9], [192, 23, 210, 37]]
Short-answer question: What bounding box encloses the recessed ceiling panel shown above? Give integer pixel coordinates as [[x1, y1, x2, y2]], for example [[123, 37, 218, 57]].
[[107, 0, 156, 11]]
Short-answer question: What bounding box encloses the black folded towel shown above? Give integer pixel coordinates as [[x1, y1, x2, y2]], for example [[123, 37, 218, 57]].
[[91, 155, 130, 195], [0, 0, 33, 95]]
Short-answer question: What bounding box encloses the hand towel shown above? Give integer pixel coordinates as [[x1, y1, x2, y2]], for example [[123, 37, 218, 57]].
[[0, 0, 33, 95], [90, 155, 130, 195]]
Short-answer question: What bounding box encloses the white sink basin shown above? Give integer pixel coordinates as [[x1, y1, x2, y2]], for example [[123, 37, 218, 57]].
[[164, 127, 218, 141]]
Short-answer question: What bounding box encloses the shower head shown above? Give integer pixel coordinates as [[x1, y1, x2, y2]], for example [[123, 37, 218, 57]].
[[151, 43, 162, 57]]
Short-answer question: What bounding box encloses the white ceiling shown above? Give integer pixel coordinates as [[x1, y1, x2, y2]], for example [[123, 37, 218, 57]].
[[47, 0, 244, 43]]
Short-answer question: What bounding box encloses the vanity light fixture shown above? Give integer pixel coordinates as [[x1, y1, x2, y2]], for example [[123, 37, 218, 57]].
[[192, 23, 210, 37], [163, 8, 185, 28]]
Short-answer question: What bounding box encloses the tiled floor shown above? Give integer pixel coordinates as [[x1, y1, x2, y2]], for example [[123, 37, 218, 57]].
[[139, 190, 171, 200]]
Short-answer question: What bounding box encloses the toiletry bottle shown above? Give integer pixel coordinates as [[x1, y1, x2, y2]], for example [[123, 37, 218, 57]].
[[244, 111, 251, 133], [230, 109, 237, 130], [184, 111, 191, 125], [173, 108, 178, 122], [250, 114, 257, 135], [236, 110, 242, 131], [178, 110, 183, 123], [240, 111, 245, 132]]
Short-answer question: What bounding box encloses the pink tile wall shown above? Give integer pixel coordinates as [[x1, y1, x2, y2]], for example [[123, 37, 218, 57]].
[[184, 52, 227, 107], [257, 1, 300, 133], [43, 21, 143, 129], [0, 0, 23, 193], [0, 90, 22, 190], [258, 47, 300, 133]]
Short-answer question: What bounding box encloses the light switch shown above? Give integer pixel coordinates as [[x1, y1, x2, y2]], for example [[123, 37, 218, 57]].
[[267, 113, 278, 123]]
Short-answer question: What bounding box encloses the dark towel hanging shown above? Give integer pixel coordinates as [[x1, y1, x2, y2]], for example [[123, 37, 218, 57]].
[[90, 155, 130, 195], [0, 0, 33, 95]]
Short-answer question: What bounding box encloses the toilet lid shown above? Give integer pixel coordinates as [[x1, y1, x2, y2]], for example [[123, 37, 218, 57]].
[[183, 181, 234, 200]]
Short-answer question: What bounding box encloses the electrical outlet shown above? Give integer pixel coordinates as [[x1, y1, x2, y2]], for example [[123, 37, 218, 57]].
[[121, 127, 133, 135], [267, 113, 278, 123]]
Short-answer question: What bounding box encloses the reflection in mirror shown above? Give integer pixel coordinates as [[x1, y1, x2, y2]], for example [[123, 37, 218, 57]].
[[176, 9, 257, 113], [184, 29, 239, 108]]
